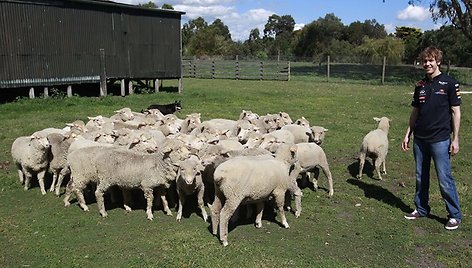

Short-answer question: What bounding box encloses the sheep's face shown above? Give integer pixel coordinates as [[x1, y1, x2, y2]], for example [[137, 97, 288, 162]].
[[31, 135, 50, 149], [179, 157, 203, 185], [311, 126, 327, 146]]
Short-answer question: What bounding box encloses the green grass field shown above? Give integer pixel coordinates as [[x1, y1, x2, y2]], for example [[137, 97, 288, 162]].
[[0, 76, 470, 267]]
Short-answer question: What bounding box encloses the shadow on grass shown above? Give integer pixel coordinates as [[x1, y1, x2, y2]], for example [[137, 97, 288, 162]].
[[347, 160, 376, 180], [346, 178, 412, 214]]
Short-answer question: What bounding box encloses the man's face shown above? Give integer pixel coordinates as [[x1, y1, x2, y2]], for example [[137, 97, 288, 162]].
[[422, 56, 440, 76]]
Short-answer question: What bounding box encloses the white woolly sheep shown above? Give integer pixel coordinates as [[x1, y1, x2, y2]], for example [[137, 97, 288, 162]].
[[211, 144, 302, 247], [295, 142, 334, 196], [11, 135, 51, 195], [67, 139, 190, 220], [175, 155, 207, 222], [357, 117, 391, 180], [47, 133, 73, 195]]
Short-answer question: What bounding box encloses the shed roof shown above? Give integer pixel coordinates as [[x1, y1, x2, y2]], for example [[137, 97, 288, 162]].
[[4, 0, 186, 15]]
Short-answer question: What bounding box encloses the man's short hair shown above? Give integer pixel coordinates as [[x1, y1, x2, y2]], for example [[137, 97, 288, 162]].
[[419, 47, 443, 63]]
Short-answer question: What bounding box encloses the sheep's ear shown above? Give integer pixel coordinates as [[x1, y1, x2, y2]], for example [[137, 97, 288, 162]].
[[373, 117, 381, 122]]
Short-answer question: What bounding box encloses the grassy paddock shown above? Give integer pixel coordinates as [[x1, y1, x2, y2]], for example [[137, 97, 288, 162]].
[[0, 77, 470, 267]]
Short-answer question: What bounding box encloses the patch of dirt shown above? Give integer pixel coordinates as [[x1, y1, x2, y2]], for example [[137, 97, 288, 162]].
[[406, 245, 447, 268]]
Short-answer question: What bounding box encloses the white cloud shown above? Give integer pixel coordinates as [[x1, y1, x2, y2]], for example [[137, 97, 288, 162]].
[[294, 23, 305, 31], [397, 5, 430, 21]]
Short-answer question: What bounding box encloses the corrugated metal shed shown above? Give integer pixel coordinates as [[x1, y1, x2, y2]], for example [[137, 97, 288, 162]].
[[0, 0, 184, 90]]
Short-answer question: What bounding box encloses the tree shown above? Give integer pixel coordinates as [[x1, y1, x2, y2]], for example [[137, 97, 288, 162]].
[[293, 13, 345, 58], [210, 19, 232, 41], [357, 37, 405, 64], [161, 3, 174, 10], [345, 19, 387, 45], [138, 1, 157, 8], [408, 0, 472, 41]]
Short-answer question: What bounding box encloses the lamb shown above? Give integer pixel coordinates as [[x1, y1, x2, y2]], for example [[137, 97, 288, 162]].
[[46, 133, 73, 196], [259, 129, 296, 150], [179, 113, 202, 134], [357, 117, 391, 180], [294, 117, 310, 127], [211, 144, 302, 247], [11, 135, 51, 195], [67, 138, 190, 220], [175, 155, 207, 222], [295, 142, 334, 196], [281, 124, 313, 144], [310, 126, 328, 145]]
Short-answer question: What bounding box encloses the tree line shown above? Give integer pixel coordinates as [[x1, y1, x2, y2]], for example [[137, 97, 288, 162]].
[[142, 1, 472, 67]]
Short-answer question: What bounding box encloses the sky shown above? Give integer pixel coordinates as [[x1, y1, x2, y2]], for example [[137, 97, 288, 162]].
[[113, 0, 446, 41]]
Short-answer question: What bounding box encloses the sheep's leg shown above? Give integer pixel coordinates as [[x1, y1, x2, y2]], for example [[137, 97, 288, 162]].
[[23, 171, 33, 190], [381, 158, 387, 175], [254, 202, 265, 228], [176, 188, 185, 222], [74, 182, 89, 211], [63, 179, 74, 207], [55, 167, 70, 196], [312, 168, 320, 190], [16, 165, 25, 184], [320, 163, 334, 196], [374, 158, 383, 180], [37, 170, 47, 195], [50, 172, 58, 192], [219, 198, 241, 247], [197, 186, 208, 222], [299, 172, 308, 188], [122, 189, 133, 212], [95, 183, 108, 218], [157, 189, 172, 216], [274, 191, 290, 229], [143, 188, 154, 221], [357, 152, 366, 179], [211, 189, 224, 236]]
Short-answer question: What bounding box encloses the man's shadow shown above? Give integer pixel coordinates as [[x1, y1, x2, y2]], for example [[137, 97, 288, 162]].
[[346, 161, 446, 225]]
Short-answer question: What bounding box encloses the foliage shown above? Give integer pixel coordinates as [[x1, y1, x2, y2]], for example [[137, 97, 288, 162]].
[[0, 76, 470, 267], [356, 37, 405, 64], [409, 0, 472, 41]]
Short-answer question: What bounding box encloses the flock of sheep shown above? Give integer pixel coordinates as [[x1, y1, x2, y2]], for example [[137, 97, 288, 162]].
[[10, 104, 390, 246]]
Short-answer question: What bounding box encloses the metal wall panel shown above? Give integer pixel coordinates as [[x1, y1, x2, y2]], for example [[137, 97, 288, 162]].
[[0, 0, 183, 88]]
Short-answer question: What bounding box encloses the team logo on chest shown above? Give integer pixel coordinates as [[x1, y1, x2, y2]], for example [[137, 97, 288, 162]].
[[419, 89, 426, 103]]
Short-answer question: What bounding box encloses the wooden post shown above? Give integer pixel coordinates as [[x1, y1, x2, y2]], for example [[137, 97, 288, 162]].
[[178, 78, 183, 94], [259, 61, 264, 80], [327, 55, 330, 82], [236, 58, 240, 80], [154, 78, 159, 93], [447, 60, 451, 75], [120, 79, 126, 96], [99, 48, 107, 97], [128, 80, 134, 95], [211, 60, 215, 79], [29, 87, 35, 99], [287, 61, 291, 81], [382, 56, 386, 85], [193, 63, 197, 78], [43, 87, 49, 98], [67, 85, 72, 97]]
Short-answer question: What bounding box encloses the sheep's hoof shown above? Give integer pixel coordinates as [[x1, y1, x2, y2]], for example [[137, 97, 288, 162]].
[[176, 215, 182, 222], [100, 211, 108, 218], [64, 202, 70, 207], [255, 222, 262, 228], [124, 205, 132, 212], [295, 211, 301, 218], [221, 240, 229, 247], [283, 222, 290, 229]]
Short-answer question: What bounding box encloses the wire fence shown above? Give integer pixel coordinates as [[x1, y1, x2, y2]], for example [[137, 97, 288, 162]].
[[182, 56, 472, 86]]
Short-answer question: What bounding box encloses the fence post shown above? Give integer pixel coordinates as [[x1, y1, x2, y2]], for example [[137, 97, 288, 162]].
[[236, 57, 240, 80], [260, 61, 264, 80], [43, 87, 48, 98], [193, 62, 197, 78], [212, 60, 215, 79], [381, 56, 386, 85], [287, 61, 291, 81], [327, 55, 330, 82]]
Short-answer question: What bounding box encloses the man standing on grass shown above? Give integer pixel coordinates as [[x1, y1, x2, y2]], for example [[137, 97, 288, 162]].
[[401, 46, 463, 230]]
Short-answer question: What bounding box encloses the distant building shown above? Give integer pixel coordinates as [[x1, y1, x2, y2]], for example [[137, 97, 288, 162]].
[[0, 0, 185, 98]]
